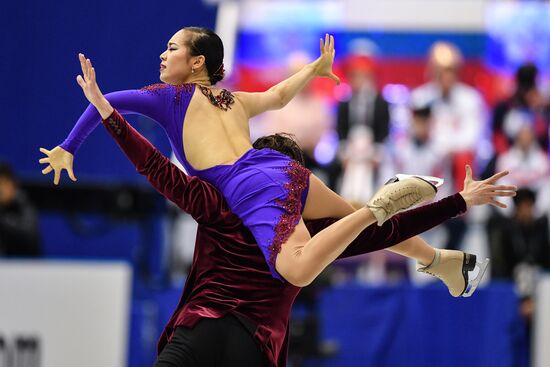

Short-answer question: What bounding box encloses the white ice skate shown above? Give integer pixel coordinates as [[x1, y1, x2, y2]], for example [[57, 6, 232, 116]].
[[417, 249, 490, 297], [394, 174, 444, 188], [367, 175, 438, 226]]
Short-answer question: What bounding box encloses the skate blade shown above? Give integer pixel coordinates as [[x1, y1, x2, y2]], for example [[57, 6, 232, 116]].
[[462, 258, 490, 297], [395, 174, 444, 188]]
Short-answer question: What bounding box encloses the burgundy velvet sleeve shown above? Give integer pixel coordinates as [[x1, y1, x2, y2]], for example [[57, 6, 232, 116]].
[[101, 109, 236, 225], [304, 193, 467, 259]]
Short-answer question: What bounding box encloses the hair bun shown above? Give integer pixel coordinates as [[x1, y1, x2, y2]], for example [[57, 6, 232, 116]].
[[211, 74, 224, 84]]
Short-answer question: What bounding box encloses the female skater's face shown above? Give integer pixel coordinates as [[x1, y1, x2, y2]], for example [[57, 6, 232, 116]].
[[159, 30, 196, 84]]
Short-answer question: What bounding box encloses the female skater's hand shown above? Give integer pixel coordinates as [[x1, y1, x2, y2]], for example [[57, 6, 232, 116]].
[[459, 165, 517, 208], [76, 53, 113, 118], [38, 146, 77, 185], [312, 34, 340, 84]]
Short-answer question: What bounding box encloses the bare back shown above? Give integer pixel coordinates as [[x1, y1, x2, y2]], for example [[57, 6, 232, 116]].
[[183, 86, 253, 170]]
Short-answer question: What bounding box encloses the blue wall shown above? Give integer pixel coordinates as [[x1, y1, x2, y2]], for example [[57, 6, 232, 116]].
[[319, 283, 528, 367], [0, 0, 217, 182]]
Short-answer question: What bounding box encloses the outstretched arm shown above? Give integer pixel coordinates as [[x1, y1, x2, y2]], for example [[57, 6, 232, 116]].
[[39, 54, 188, 184], [235, 34, 340, 118]]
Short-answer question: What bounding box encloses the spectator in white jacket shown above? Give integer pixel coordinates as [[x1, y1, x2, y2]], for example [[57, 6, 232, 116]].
[[411, 41, 486, 191]]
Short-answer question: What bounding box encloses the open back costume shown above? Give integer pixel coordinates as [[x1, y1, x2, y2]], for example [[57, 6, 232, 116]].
[[61, 83, 310, 281]]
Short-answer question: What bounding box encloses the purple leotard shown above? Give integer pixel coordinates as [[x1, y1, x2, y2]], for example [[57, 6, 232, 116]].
[[61, 83, 310, 280]]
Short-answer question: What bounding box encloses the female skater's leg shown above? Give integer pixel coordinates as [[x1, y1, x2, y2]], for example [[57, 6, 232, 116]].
[[297, 174, 485, 290], [276, 214, 375, 287], [387, 237, 436, 266], [300, 174, 480, 283], [280, 169, 513, 295], [301, 174, 356, 219], [276, 173, 436, 286], [302, 174, 436, 265]]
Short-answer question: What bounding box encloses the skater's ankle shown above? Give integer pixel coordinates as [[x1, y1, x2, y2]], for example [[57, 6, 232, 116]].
[[419, 249, 438, 267]]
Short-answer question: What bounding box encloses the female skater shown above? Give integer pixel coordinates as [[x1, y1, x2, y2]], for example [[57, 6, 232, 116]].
[[39, 28, 515, 294]]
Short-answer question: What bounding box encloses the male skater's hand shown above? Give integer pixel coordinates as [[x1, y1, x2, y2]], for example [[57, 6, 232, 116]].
[[459, 165, 517, 208], [312, 34, 340, 85], [38, 146, 76, 185], [76, 53, 114, 118]]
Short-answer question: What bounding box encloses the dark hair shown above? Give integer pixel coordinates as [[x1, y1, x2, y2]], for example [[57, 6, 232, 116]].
[[182, 27, 224, 85], [412, 104, 431, 119], [513, 187, 536, 206], [253, 133, 305, 166], [515, 63, 538, 104], [0, 162, 15, 182], [516, 63, 537, 90]]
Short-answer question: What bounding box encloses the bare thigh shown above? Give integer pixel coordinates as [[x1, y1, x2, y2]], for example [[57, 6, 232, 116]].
[[302, 174, 355, 220], [275, 217, 312, 281], [275, 175, 358, 283]]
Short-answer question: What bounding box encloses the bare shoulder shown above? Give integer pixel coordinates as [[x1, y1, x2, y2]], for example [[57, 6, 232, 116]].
[[232, 90, 282, 118], [232, 91, 256, 117], [233, 90, 254, 103]]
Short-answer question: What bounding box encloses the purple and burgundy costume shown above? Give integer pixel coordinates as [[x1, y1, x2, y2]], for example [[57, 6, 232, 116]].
[[61, 83, 309, 280], [101, 109, 468, 366]]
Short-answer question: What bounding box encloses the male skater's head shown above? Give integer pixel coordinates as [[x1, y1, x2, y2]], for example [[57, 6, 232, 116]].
[[253, 133, 305, 166]]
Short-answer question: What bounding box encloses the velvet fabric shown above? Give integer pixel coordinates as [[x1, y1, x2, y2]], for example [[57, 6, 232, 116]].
[[102, 110, 467, 366]]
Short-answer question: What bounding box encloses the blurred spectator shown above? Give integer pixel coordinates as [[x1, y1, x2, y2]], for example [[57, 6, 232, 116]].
[[492, 63, 550, 157], [0, 163, 41, 257], [486, 188, 550, 328], [339, 127, 378, 205], [337, 55, 390, 148], [411, 41, 486, 191], [380, 103, 464, 251], [336, 55, 390, 192], [380, 104, 448, 195], [495, 123, 549, 190]]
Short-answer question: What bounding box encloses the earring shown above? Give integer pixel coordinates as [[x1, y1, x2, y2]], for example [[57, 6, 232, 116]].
[[191, 68, 195, 74]]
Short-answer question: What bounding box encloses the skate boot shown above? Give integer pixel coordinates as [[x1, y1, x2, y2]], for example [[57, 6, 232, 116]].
[[366, 175, 438, 226], [395, 174, 444, 188], [417, 249, 490, 297]]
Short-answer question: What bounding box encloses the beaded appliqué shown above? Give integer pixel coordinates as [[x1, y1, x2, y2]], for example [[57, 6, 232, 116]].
[[197, 85, 234, 111], [140, 83, 194, 104], [268, 161, 311, 266]]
